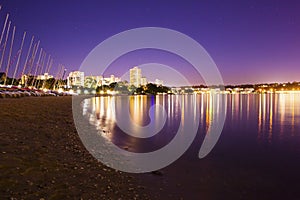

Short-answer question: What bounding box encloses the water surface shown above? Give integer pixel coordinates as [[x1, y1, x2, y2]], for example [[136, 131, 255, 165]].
[[82, 93, 300, 199]]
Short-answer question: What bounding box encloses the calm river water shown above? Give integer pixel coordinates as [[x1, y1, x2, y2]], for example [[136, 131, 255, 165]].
[[82, 93, 300, 199]]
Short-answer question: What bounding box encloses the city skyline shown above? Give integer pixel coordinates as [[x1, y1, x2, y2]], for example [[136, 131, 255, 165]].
[[0, 0, 299, 85], [1, 2, 300, 198]]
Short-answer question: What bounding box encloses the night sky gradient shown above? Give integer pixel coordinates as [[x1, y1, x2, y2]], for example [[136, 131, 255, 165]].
[[0, 0, 299, 85]]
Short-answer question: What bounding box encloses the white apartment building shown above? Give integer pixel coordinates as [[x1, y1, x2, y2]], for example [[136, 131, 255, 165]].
[[130, 66, 142, 87], [67, 71, 84, 87]]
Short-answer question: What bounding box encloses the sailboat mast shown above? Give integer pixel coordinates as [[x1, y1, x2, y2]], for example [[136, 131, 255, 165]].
[[53, 64, 62, 90], [24, 41, 38, 87], [47, 58, 53, 74], [21, 35, 34, 76], [45, 54, 51, 73], [34, 51, 46, 88], [28, 40, 39, 75], [30, 47, 42, 87], [48, 59, 55, 89], [4, 25, 15, 85], [12, 31, 26, 85], [0, 20, 11, 71], [59, 65, 66, 88], [42, 54, 51, 89], [0, 13, 9, 47], [41, 52, 47, 74]]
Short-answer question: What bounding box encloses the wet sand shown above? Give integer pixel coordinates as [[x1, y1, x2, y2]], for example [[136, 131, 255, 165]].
[[0, 96, 151, 199]]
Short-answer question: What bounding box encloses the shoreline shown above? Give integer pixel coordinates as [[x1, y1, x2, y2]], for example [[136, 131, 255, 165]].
[[0, 96, 152, 199], [2, 96, 300, 199]]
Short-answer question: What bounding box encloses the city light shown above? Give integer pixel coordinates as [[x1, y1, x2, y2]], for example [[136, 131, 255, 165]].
[[57, 88, 64, 93]]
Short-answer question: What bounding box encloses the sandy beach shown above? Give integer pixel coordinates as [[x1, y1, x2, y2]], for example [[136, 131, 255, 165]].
[[0, 96, 152, 199]]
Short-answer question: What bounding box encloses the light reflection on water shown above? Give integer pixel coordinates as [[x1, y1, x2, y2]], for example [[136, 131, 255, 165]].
[[226, 93, 300, 144], [82, 93, 300, 151]]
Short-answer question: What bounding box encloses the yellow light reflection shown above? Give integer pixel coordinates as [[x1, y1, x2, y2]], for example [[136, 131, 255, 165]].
[[291, 93, 295, 136], [239, 94, 243, 121], [268, 94, 273, 143], [279, 93, 286, 138], [181, 95, 185, 127], [258, 94, 262, 139], [129, 95, 144, 126], [246, 94, 250, 121], [205, 94, 213, 133]]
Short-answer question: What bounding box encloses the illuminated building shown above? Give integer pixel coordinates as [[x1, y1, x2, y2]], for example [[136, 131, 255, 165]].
[[130, 66, 142, 87], [67, 71, 84, 87], [141, 77, 147, 86], [36, 73, 54, 80]]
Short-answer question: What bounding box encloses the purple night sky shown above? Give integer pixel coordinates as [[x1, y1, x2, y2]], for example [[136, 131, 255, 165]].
[[0, 0, 299, 85]]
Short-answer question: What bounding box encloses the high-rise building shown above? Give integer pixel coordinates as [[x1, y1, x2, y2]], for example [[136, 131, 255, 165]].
[[130, 66, 142, 87], [67, 71, 84, 87], [141, 77, 147, 86]]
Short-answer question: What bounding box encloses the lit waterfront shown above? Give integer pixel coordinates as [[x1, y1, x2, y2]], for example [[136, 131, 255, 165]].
[[80, 93, 300, 198], [83, 93, 300, 147]]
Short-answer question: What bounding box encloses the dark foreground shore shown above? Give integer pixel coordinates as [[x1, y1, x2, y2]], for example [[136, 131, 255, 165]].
[[0, 96, 151, 199], [2, 96, 300, 200]]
